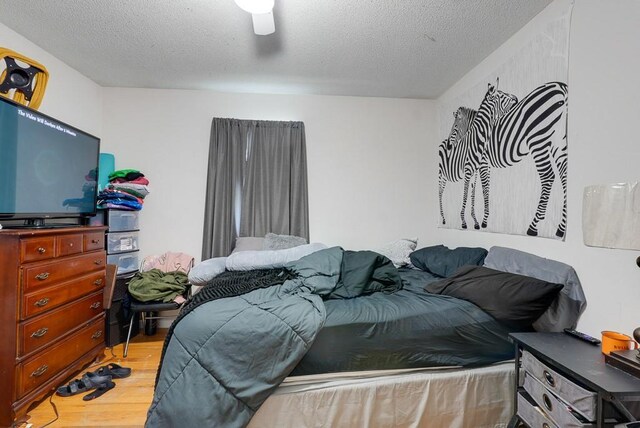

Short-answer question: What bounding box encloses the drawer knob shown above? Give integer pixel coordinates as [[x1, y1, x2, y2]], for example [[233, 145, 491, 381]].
[[90, 302, 101, 309], [91, 238, 100, 244], [34, 297, 50, 307], [94, 259, 103, 265], [543, 424, 550, 428], [69, 242, 74, 247], [31, 327, 49, 338], [542, 393, 553, 412], [30, 364, 48, 377], [94, 278, 103, 286], [543, 370, 555, 388], [37, 247, 46, 254], [35, 272, 50, 281], [91, 330, 103, 340]]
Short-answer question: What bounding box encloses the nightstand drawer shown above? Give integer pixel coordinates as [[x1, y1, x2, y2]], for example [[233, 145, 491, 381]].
[[523, 372, 595, 427], [518, 391, 559, 428], [522, 350, 597, 421]]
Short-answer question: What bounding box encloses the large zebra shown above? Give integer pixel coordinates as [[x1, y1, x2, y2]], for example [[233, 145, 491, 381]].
[[478, 81, 568, 237], [438, 82, 518, 229]]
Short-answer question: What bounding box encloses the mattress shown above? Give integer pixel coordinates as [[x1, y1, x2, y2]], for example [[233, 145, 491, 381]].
[[292, 267, 516, 375]]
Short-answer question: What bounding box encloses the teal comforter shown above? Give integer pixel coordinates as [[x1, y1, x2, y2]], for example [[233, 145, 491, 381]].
[[145, 247, 400, 428]]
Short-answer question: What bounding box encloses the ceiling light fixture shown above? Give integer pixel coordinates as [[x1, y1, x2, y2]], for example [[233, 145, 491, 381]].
[[234, 0, 275, 35]]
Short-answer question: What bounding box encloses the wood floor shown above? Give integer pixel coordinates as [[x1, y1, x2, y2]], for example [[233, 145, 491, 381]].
[[22, 330, 165, 428]]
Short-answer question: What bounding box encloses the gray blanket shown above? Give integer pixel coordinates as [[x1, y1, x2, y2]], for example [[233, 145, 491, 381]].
[[146, 247, 398, 428]]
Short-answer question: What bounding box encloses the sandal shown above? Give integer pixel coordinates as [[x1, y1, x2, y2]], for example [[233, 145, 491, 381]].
[[56, 372, 112, 397], [94, 363, 131, 379], [82, 380, 115, 401]]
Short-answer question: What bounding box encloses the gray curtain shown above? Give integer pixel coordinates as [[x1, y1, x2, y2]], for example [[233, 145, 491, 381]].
[[202, 118, 309, 259]]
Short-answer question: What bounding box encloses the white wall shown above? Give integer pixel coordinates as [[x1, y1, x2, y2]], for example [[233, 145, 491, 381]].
[[0, 23, 103, 136], [435, 0, 640, 337], [7, 0, 636, 339], [101, 89, 435, 263]]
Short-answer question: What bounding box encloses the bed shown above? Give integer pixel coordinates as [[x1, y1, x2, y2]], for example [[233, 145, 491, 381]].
[[249, 362, 516, 427], [292, 267, 515, 375], [145, 244, 586, 428]]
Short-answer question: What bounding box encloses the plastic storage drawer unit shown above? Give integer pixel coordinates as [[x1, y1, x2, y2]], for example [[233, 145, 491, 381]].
[[107, 251, 139, 275], [106, 231, 139, 254], [106, 210, 140, 232]]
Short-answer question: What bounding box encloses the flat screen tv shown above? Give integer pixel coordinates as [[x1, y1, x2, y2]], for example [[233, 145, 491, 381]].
[[0, 96, 100, 227]]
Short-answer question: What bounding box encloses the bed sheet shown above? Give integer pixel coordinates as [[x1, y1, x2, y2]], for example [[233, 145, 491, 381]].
[[292, 267, 516, 375]]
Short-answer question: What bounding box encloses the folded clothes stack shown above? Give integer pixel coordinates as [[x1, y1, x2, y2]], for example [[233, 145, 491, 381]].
[[97, 169, 150, 211]]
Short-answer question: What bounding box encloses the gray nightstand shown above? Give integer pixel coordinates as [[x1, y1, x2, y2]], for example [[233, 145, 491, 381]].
[[508, 332, 640, 428]]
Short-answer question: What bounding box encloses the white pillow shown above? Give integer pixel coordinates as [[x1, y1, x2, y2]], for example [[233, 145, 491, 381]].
[[188, 257, 227, 286], [226, 243, 327, 271], [373, 238, 418, 267]]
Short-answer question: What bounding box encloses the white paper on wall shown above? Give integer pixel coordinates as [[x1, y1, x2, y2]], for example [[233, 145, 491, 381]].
[[582, 183, 640, 250]]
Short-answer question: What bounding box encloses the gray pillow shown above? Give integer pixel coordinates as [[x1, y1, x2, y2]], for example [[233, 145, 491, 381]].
[[232, 237, 265, 253], [483, 246, 586, 332], [263, 233, 307, 250]]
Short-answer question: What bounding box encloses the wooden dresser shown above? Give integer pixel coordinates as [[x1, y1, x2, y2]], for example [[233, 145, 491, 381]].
[[0, 226, 107, 428]]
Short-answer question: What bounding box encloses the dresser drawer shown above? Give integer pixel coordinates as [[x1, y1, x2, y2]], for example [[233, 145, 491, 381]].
[[22, 271, 105, 319], [518, 391, 559, 428], [20, 237, 55, 263], [523, 372, 595, 427], [55, 234, 83, 257], [19, 292, 104, 357], [522, 350, 597, 421], [22, 252, 106, 292], [18, 316, 104, 398], [84, 232, 105, 251]]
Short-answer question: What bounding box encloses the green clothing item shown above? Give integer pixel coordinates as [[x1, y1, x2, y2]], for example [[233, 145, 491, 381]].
[[108, 169, 141, 180], [128, 269, 189, 303]]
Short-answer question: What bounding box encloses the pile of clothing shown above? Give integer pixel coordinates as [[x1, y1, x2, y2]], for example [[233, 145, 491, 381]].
[[97, 169, 150, 211], [129, 252, 194, 304]]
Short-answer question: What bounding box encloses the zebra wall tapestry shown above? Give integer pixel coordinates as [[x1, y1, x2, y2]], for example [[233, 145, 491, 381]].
[[438, 0, 572, 240]]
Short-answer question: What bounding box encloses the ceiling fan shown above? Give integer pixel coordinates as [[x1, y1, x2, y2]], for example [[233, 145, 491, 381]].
[[234, 0, 275, 35]]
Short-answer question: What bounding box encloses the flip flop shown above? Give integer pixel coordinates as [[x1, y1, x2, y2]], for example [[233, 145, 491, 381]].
[[94, 363, 132, 379], [82, 380, 116, 401], [56, 372, 112, 397]]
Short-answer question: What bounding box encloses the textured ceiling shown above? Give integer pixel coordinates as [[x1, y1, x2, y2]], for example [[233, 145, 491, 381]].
[[0, 0, 552, 99]]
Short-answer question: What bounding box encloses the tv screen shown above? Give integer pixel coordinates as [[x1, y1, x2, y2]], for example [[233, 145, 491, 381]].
[[0, 96, 100, 222]]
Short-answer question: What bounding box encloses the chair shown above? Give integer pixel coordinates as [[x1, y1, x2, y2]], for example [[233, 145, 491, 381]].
[[104, 264, 118, 311], [123, 252, 194, 358]]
